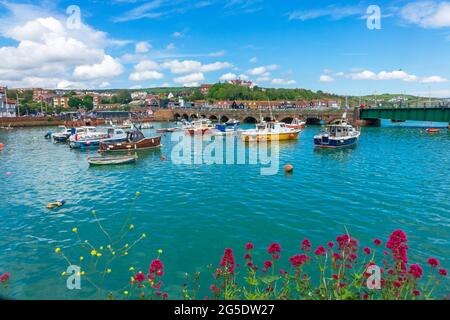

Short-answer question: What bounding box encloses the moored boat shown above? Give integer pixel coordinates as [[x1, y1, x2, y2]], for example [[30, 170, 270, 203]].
[[240, 121, 301, 142], [70, 127, 127, 149], [99, 130, 161, 152], [156, 127, 178, 133], [88, 154, 137, 166], [226, 118, 240, 126], [52, 126, 72, 143], [314, 116, 360, 148], [285, 118, 306, 130], [186, 119, 215, 136], [426, 128, 440, 133]]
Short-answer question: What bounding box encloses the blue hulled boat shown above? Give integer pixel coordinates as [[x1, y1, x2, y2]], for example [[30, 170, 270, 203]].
[[314, 116, 360, 148]]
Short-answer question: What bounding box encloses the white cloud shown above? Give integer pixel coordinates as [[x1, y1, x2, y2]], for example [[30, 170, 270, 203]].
[[347, 70, 418, 82], [219, 73, 237, 81], [238, 74, 249, 80], [249, 57, 257, 63], [166, 43, 176, 50], [420, 75, 448, 83], [320, 75, 335, 82], [161, 59, 232, 74], [73, 55, 123, 80], [129, 60, 164, 81], [289, 6, 363, 21], [173, 72, 205, 86], [400, 1, 450, 28], [248, 64, 278, 75], [0, 6, 124, 89], [173, 31, 183, 37], [129, 70, 164, 81], [209, 50, 226, 57], [271, 78, 296, 85], [135, 41, 151, 53]]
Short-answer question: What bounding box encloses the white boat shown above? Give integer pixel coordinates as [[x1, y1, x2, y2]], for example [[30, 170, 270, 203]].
[[185, 119, 215, 135], [285, 118, 306, 130], [313, 115, 360, 148], [88, 154, 137, 166], [52, 126, 72, 143], [70, 127, 127, 149], [240, 121, 301, 142]]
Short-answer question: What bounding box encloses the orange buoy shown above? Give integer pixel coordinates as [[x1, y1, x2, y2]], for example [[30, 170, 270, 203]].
[[284, 164, 294, 173], [426, 128, 439, 133], [0, 143, 4, 151], [161, 155, 166, 161]]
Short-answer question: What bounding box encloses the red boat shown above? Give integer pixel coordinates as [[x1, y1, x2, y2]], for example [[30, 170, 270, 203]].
[[185, 119, 214, 136], [99, 130, 161, 152], [285, 118, 306, 130], [426, 128, 440, 133]]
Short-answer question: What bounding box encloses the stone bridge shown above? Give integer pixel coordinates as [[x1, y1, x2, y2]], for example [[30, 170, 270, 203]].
[[166, 108, 359, 125]]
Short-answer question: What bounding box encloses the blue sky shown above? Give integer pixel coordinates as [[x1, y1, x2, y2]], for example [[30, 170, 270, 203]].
[[1, 0, 450, 96]]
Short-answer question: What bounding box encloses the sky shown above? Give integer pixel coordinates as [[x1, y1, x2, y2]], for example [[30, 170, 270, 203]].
[[1, 0, 450, 97]]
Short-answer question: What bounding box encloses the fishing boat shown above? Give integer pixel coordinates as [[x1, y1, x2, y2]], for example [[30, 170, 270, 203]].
[[226, 118, 240, 126], [156, 127, 178, 133], [214, 123, 239, 136], [52, 126, 72, 143], [240, 121, 301, 142], [88, 154, 137, 166], [70, 127, 127, 149], [426, 128, 440, 133], [285, 118, 306, 130], [314, 115, 360, 148], [138, 122, 153, 129], [99, 129, 162, 152], [117, 119, 133, 130], [185, 119, 215, 135]]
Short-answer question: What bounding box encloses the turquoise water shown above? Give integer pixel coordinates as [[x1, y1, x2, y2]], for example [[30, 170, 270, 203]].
[[0, 121, 449, 299]]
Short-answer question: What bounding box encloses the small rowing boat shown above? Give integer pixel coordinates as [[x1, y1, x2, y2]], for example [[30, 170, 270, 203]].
[[88, 154, 137, 166], [156, 127, 178, 133]]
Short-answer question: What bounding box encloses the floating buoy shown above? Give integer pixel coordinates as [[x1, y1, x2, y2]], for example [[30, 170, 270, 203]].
[[426, 128, 439, 133], [161, 155, 166, 161], [47, 200, 66, 209], [0, 143, 4, 151], [284, 164, 294, 173]]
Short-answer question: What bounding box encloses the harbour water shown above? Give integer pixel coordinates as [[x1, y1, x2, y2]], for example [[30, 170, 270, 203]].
[[0, 121, 449, 299]]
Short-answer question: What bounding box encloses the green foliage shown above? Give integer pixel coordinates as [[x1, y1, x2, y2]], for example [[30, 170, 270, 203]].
[[68, 97, 83, 109], [82, 95, 94, 111], [206, 83, 341, 101]]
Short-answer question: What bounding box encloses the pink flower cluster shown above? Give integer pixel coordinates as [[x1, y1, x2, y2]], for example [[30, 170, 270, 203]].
[[0, 272, 10, 282], [220, 248, 235, 274]]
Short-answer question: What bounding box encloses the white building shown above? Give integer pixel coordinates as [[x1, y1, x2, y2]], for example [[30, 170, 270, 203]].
[[0, 87, 17, 117]]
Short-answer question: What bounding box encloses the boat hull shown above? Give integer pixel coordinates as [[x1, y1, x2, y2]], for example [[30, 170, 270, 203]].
[[88, 155, 137, 166], [241, 131, 300, 142], [314, 137, 358, 148], [99, 136, 162, 152], [286, 124, 305, 130], [186, 128, 211, 136]]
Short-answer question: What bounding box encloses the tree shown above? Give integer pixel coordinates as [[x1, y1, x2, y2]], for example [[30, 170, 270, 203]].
[[191, 91, 205, 101], [82, 95, 94, 111], [116, 90, 132, 104], [68, 97, 82, 109]]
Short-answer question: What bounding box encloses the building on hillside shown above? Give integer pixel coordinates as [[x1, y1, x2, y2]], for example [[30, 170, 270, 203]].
[[144, 95, 160, 107], [53, 96, 70, 109], [131, 91, 148, 100], [94, 103, 121, 111], [0, 87, 17, 117], [199, 84, 212, 95], [33, 88, 56, 105], [227, 79, 255, 89]]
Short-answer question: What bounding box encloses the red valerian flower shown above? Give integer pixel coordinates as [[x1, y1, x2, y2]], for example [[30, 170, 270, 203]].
[[267, 243, 281, 259], [332, 252, 342, 260], [0, 273, 10, 282], [373, 239, 382, 246], [363, 247, 371, 255], [413, 290, 421, 297], [279, 269, 287, 275], [162, 293, 168, 299], [393, 281, 401, 288], [327, 242, 334, 248], [148, 259, 164, 279], [301, 239, 311, 252], [244, 253, 252, 260], [363, 293, 369, 300], [245, 243, 254, 251], [332, 274, 339, 280], [427, 258, 439, 268], [135, 272, 145, 282], [408, 264, 423, 279], [289, 254, 309, 267], [220, 248, 235, 274], [314, 246, 326, 256], [438, 268, 447, 276], [264, 260, 273, 269]]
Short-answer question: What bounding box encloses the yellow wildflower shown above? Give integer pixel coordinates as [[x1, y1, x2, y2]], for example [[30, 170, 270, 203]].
[[96, 253, 102, 257], [135, 191, 140, 197], [157, 249, 163, 254], [61, 272, 66, 276], [142, 233, 146, 238], [91, 249, 97, 256], [129, 224, 134, 230], [55, 247, 61, 253], [129, 266, 135, 271], [124, 252, 129, 256], [112, 251, 116, 255], [72, 227, 78, 233], [99, 246, 104, 250], [107, 269, 112, 273], [81, 271, 85, 276], [107, 244, 111, 249], [124, 291, 129, 295], [80, 256, 84, 261]]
